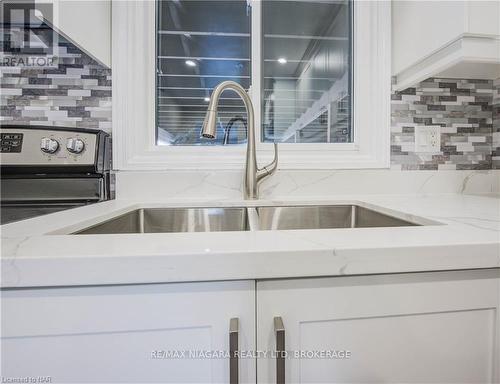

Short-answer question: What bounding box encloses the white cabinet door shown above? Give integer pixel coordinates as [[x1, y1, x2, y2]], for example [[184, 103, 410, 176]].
[[392, 1, 500, 89], [257, 270, 500, 384], [392, 0, 500, 75], [1, 280, 255, 383], [36, 0, 111, 67]]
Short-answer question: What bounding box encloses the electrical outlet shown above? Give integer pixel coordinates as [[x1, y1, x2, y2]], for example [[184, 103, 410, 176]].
[[415, 126, 441, 153]]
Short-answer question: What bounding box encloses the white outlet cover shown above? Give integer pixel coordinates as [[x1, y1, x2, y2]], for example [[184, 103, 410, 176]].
[[415, 126, 441, 153]]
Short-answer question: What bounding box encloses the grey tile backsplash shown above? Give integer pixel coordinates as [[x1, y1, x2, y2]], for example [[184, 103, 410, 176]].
[[493, 78, 500, 169], [1, 32, 499, 170], [1, 36, 111, 132], [391, 78, 499, 170]]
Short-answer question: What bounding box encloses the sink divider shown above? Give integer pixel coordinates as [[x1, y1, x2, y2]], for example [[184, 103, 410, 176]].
[[246, 207, 260, 231], [138, 208, 145, 233], [350, 205, 356, 228]]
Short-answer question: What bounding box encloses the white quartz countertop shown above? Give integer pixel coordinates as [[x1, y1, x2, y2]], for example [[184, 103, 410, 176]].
[[1, 194, 499, 288]]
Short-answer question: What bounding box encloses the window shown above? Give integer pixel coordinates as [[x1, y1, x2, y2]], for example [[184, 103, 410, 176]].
[[156, 0, 250, 146], [113, 1, 390, 169], [262, 1, 352, 144], [155, 0, 352, 146]]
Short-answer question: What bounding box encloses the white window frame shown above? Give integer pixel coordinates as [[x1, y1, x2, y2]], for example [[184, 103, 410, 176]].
[[112, 0, 391, 170]]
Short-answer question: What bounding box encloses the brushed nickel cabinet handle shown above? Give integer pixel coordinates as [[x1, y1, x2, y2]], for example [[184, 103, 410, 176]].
[[230, 317, 239, 384], [274, 316, 285, 384]]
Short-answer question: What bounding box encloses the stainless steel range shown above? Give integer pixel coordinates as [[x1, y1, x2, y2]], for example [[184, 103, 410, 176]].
[[0, 125, 112, 225]]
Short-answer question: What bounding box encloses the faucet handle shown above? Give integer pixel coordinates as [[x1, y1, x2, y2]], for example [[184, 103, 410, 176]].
[[257, 143, 278, 183]]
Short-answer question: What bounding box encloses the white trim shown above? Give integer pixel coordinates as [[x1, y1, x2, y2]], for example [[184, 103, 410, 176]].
[[393, 34, 500, 91], [112, 0, 391, 170]]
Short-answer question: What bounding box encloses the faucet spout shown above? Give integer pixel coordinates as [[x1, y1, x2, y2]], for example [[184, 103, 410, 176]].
[[201, 81, 278, 199]]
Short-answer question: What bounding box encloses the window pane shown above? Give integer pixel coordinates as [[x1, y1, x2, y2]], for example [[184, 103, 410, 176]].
[[156, 0, 250, 145], [262, 0, 352, 143]]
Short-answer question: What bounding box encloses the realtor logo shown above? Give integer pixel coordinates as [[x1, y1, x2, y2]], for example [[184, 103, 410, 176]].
[[0, 0, 58, 67]]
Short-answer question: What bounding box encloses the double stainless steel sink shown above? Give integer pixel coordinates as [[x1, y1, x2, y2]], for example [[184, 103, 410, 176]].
[[74, 205, 421, 234]]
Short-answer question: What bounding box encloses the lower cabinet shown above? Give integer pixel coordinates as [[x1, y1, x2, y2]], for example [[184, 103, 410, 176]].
[[257, 270, 500, 384], [2, 270, 499, 383], [1, 280, 256, 383]]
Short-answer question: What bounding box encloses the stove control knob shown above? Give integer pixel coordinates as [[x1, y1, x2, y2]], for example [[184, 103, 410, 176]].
[[66, 138, 85, 154], [40, 137, 60, 154]]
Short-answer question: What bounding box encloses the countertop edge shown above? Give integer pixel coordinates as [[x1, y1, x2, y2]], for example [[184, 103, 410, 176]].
[[2, 242, 499, 288]]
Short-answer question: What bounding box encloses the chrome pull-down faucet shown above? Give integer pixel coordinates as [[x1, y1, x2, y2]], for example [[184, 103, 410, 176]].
[[201, 81, 278, 200]]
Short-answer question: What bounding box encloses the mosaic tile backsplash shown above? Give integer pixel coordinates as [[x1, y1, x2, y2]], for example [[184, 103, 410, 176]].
[[493, 78, 500, 169], [391, 78, 499, 170], [1, 35, 111, 132]]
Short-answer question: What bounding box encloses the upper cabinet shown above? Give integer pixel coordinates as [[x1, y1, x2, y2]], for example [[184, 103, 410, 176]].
[[36, 0, 111, 68], [392, 0, 500, 90]]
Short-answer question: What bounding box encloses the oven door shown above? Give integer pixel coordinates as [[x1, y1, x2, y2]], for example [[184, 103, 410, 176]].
[[1, 177, 103, 225], [1, 202, 89, 224]]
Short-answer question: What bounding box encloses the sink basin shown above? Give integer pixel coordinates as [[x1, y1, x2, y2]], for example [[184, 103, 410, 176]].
[[75, 207, 250, 234], [73, 204, 420, 234], [256, 205, 418, 230]]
